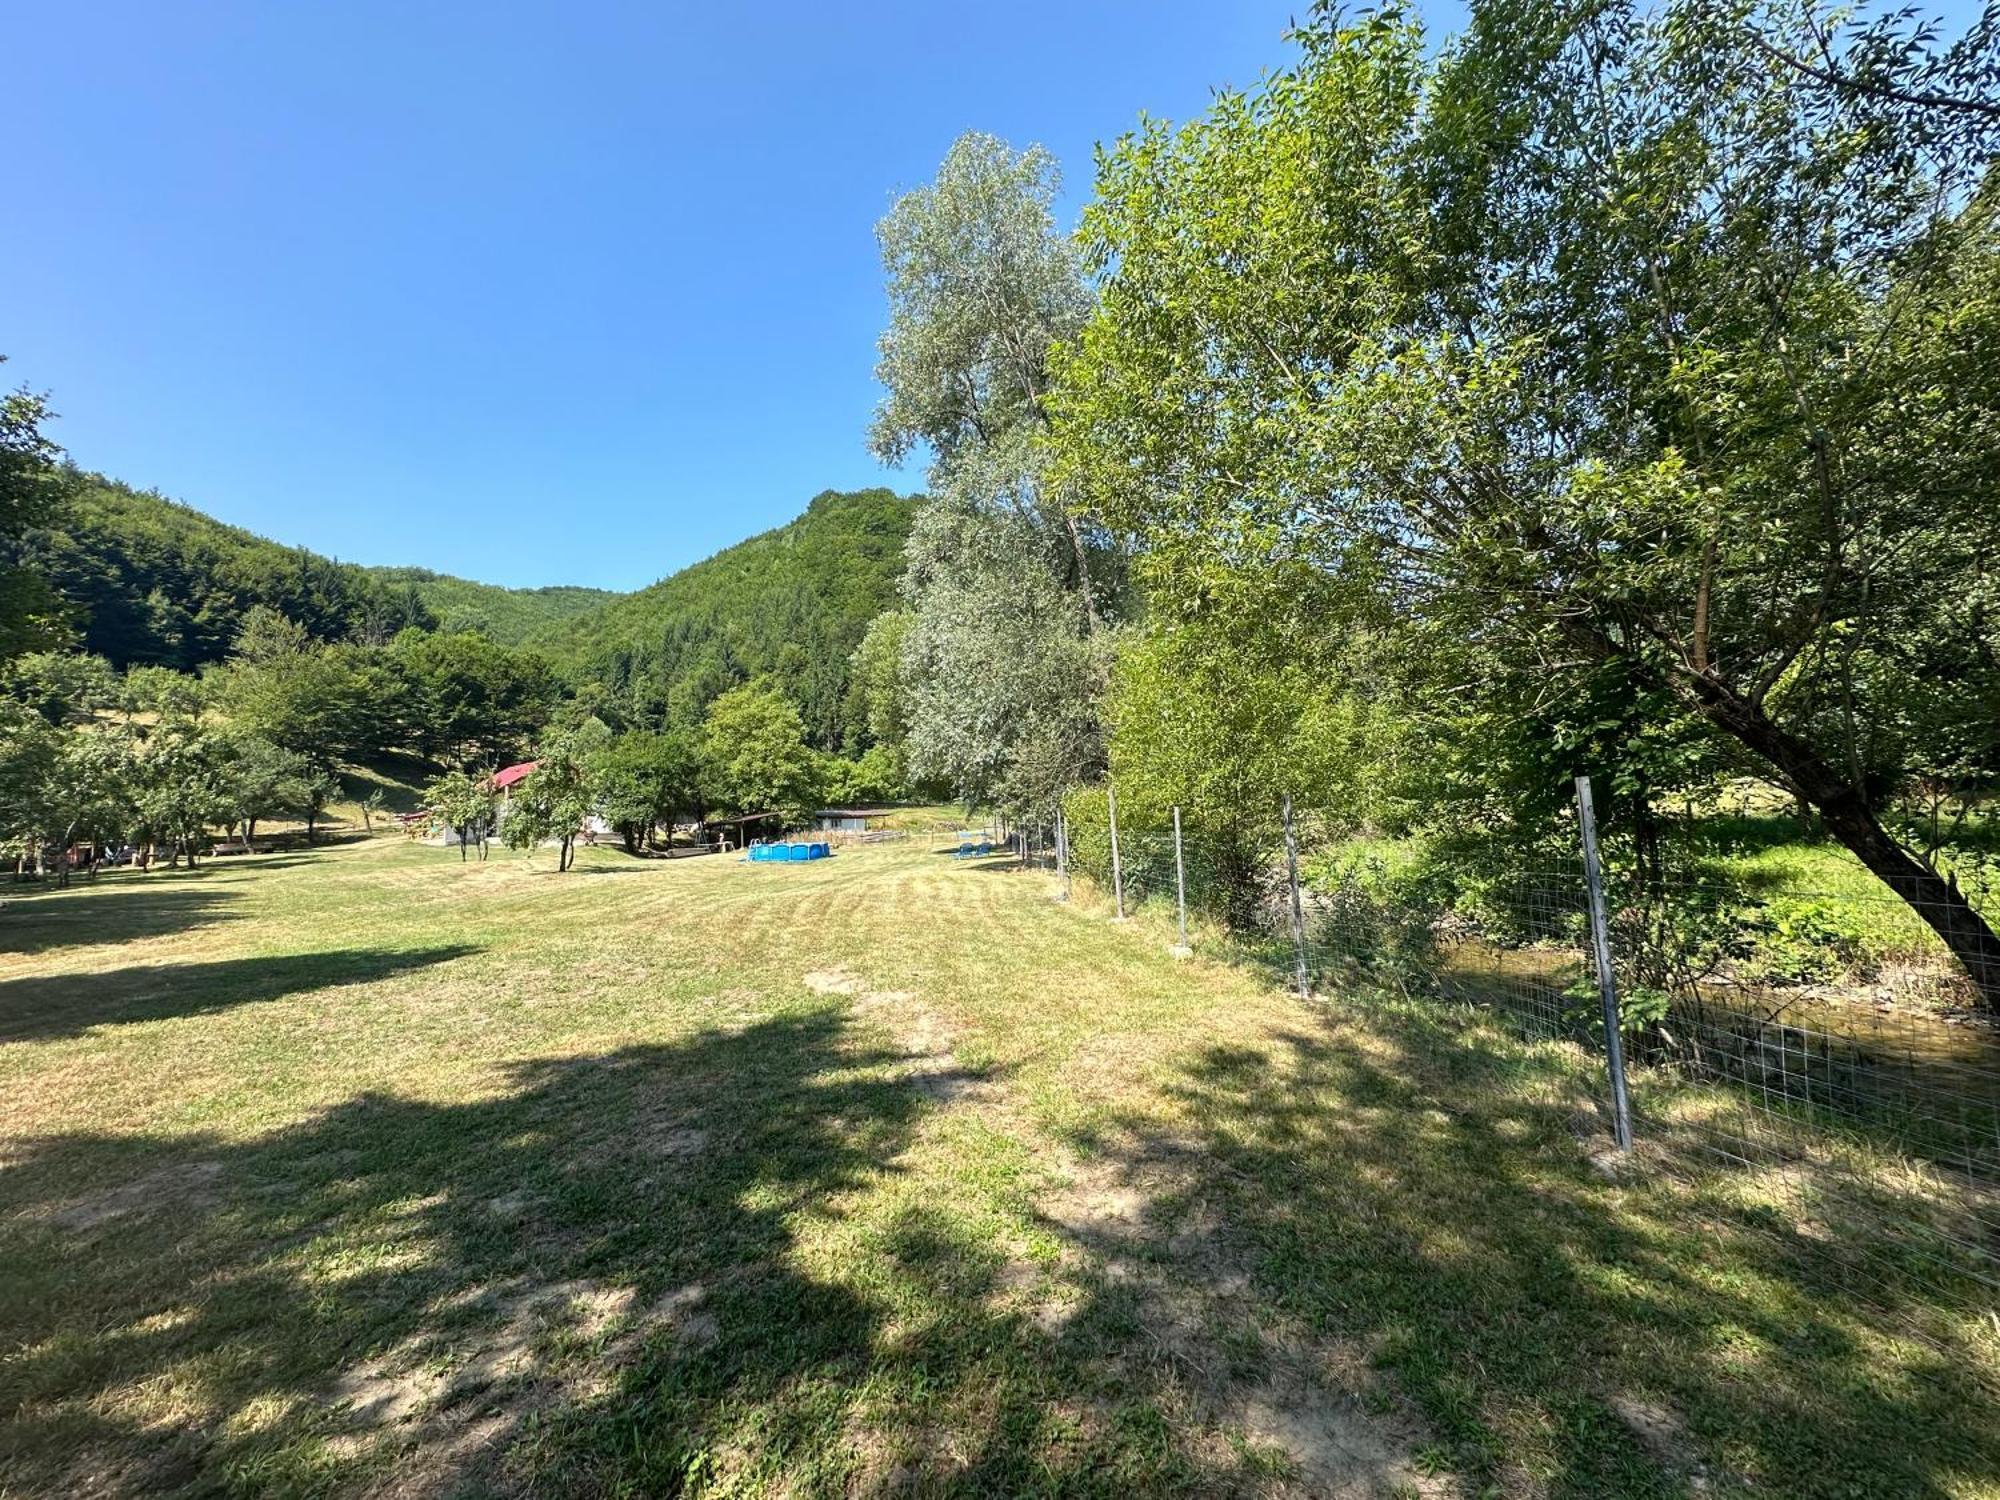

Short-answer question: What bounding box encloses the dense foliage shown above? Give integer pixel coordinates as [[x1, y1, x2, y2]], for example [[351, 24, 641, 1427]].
[[532, 488, 913, 750], [363, 567, 615, 645], [1053, 0, 2000, 1002], [20, 476, 437, 669]]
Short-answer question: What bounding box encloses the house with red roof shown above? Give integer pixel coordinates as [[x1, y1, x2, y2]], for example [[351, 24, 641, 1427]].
[[491, 760, 538, 796]]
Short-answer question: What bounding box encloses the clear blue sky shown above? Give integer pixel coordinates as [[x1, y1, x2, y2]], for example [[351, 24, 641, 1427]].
[[8, 1, 1342, 591]]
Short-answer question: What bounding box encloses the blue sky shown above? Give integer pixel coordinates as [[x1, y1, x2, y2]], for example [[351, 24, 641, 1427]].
[[8, 1, 1334, 590]]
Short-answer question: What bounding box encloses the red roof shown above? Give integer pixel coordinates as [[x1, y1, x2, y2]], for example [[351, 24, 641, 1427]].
[[492, 760, 538, 790]]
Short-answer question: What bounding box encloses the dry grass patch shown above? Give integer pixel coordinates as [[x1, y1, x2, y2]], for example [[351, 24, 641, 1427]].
[[1, 835, 1993, 1497]]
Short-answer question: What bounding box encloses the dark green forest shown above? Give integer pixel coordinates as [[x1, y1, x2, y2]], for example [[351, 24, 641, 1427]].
[[531, 488, 913, 749], [21, 477, 436, 670], [16, 475, 912, 753]]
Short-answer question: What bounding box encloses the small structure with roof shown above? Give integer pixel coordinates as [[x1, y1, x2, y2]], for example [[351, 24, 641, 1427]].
[[492, 761, 538, 799], [813, 806, 896, 833]]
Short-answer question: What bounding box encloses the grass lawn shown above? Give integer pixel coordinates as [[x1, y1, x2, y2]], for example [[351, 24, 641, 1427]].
[[2, 835, 1996, 1498]]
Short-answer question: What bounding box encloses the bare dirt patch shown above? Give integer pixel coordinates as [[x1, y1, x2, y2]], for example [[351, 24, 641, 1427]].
[[805, 969, 865, 996], [47, 1161, 224, 1232], [809, 968, 999, 1106], [331, 1346, 440, 1428], [1032, 1145, 1451, 1497], [333, 1276, 721, 1494]]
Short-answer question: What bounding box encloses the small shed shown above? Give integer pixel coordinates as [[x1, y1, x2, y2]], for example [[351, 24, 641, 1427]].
[[813, 807, 895, 833]]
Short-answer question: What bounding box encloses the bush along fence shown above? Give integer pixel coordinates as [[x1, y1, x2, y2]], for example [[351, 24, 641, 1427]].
[[1045, 778, 2000, 1346]]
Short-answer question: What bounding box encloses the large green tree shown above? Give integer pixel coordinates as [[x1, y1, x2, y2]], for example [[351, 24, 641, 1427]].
[[1056, 0, 2000, 1002], [700, 683, 823, 824], [212, 609, 390, 772], [592, 730, 702, 853], [388, 628, 555, 766], [872, 134, 1117, 819]]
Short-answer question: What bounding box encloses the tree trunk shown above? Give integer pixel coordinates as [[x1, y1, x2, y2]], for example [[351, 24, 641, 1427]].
[[460, 830, 468, 863], [1683, 671, 2000, 1007], [1061, 508, 1100, 632]]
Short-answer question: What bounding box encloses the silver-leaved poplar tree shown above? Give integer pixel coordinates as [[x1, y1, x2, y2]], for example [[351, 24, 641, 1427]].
[[870, 133, 1117, 820]]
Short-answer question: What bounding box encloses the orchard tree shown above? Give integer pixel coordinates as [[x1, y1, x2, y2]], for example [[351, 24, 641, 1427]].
[[0, 701, 57, 874], [298, 766, 341, 844], [135, 720, 232, 867], [43, 730, 136, 884], [219, 732, 310, 849], [502, 720, 607, 871], [423, 768, 497, 861], [1055, 0, 2000, 1004]]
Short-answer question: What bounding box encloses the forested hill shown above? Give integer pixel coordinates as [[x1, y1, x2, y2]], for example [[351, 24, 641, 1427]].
[[25, 473, 919, 750], [361, 567, 616, 645], [22, 476, 623, 671], [530, 488, 915, 749], [24, 476, 439, 671]]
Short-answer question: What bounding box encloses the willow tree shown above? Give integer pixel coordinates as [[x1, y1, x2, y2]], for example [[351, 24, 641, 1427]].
[[1054, 0, 2000, 1002], [871, 133, 1116, 818]]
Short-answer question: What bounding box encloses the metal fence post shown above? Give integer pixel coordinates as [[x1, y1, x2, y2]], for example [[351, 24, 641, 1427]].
[[1282, 795, 1310, 999], [1107, 782, 1127, 920], [1171, 805, 1190, 954], [1056, 810, 1070, 901], [1575, 774, 1635, 1151]]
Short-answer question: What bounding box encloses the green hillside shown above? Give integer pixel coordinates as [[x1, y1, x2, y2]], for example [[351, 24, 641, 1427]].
[[22, 476, 433, 671], [22, 473, 918, 751], [362, 567, 617, 645], [533, 488, 916, 749]]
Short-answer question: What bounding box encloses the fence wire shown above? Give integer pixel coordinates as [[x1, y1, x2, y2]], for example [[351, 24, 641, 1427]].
[[1049, 791, 2000, 1340]]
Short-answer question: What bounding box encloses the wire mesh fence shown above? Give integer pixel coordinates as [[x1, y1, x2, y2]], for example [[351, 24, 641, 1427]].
[[1049, 782, 2000, 1338]]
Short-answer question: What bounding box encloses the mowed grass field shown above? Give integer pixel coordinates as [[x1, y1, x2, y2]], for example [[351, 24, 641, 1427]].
[[2, 836, 1997, 1499]]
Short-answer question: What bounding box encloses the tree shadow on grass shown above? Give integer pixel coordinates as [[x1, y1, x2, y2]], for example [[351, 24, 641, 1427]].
[[0, 882, 244, 958], [0, 1013, 919, 1496], [1067, 1004, 2000, 1498], [0, 1004, 1264, 1500], [0, 946, 480, 1043], [0, 1004, 1402, 1499]]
